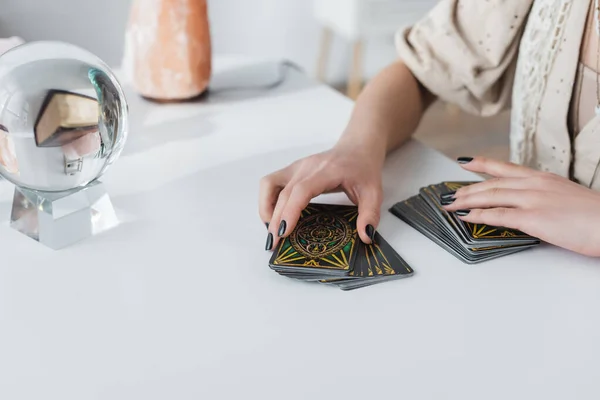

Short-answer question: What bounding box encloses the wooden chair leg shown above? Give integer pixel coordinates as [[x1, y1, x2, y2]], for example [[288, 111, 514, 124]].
[[347, 40, 364, 100], [316, 27, 333, 82]]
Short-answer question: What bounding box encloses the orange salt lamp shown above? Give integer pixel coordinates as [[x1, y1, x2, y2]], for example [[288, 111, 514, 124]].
[[124, 0, 212, 101]]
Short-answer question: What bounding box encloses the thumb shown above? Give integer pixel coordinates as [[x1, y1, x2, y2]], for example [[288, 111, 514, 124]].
[[355, 184, 382, 244]]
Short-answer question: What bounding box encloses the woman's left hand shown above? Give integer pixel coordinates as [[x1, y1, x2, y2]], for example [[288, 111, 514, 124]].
[[443, 157, 600, 257]]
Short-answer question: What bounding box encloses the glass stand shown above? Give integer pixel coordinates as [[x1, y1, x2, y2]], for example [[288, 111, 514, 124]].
[[10, 181, 118, 249]]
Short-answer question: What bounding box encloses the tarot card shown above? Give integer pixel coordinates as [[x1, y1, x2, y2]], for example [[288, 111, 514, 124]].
[[324, 232, 414, 290], [427, 182, 539, 246], [389, 196, 537, 264], [269, 203, 360, 276]]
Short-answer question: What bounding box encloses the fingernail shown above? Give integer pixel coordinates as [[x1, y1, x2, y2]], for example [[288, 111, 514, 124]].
[[265, 222, 269, 230], [366, 224, 376, 241], [457, 157, 474, 164], [265, 232, 274, 251], [278, 220, 287, 237], [441, 197, 456, 206], [456, 210, 471, 216], [440, 191, 456, 201]]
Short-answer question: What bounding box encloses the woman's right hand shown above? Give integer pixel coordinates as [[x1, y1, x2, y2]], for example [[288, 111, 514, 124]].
[[258, 60, 431, 250], [259, 140, 386, 250]]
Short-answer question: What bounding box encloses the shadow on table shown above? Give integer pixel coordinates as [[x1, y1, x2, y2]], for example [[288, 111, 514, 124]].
[[199, 62, 318, 105], [120, 108, 218, 158]]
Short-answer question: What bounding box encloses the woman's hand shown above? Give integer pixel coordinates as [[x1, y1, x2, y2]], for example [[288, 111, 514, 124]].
[[443, 157, 600, 257], [258, 60, 433, 251], [259, 140, 386, 251]]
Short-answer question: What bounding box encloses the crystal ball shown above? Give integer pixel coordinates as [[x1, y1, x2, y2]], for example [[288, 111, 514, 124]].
[[0, 41, 128, 192]]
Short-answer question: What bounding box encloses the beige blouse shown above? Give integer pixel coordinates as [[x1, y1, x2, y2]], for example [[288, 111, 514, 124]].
[[395, 0, 600, 189]]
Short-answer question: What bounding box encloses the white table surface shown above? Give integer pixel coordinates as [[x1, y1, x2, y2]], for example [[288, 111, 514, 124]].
[[1, 56, 600, 400]]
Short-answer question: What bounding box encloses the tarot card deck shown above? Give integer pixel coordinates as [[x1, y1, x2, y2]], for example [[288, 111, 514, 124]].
[[389, 181, 541, 264], [269, 203, 414, 291]]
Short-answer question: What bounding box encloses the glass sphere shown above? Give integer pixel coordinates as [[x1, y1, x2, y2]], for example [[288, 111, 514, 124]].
[[0, 41, 128, 192]]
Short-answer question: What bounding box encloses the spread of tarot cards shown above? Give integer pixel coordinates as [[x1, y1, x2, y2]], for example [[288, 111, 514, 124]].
[[389, 181, 541, 264], [268, 182, 541, 290], [268, 203, 414, 291]]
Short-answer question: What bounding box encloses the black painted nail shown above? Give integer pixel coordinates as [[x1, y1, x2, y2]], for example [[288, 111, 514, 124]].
[[265, 232, 273, 251], [278, 220, 287, 237], [366, 224, 376, 241], [440, 191, 456, 201], [441, 198, 456, 206], [457, 157, 474, 164], [456, 210, 471, 216], [265, 222, 269, 230]]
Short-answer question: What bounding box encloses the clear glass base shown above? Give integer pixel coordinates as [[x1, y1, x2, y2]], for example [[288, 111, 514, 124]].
[[10, 181, 118, 249]]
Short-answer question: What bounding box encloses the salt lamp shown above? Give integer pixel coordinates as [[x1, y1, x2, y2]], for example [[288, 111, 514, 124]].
[[124, 0, 212, 101]]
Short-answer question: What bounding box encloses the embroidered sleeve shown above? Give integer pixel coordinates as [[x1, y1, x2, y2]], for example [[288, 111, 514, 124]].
[[396, 0, 534, 117]]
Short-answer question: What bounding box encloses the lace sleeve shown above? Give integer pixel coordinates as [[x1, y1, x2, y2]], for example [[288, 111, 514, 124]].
[[395, 0, 534, 117]]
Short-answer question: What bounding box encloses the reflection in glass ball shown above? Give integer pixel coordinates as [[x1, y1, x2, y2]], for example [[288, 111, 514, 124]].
[[0, 41, 128, 192]]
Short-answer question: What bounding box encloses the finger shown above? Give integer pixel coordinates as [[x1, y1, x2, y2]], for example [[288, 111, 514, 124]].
[[259, 170, 289, 225], [342, 187, 359, 206], [355, 183, 383, 244], [444, 188, 542, 211], [323, 185, 344, 195], [453, 178, 531, 198], [277, 175, 338, 239], [457, 207, 530, 233], [458, 156, 543, 178], [267, 185, 293, 250], [452, 174, 584, 200]]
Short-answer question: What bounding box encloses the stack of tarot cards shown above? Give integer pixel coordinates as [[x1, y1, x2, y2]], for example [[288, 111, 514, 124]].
[[269, 203, 414, 291], [389, 181, 541, 264]]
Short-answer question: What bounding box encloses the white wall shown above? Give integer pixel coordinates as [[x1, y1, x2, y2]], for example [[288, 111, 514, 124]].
[[0, 0, 129, 67], [0, 0, 427, 84]]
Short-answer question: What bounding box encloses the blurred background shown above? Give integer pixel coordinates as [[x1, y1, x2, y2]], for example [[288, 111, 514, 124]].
[[0, 0, 510, 160]]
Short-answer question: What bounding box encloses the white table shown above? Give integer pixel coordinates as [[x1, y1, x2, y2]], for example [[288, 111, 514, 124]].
[[1, 56, 600, 400]]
